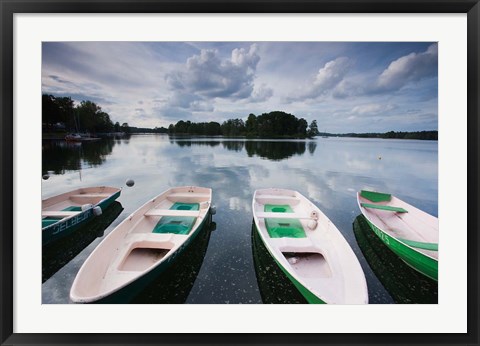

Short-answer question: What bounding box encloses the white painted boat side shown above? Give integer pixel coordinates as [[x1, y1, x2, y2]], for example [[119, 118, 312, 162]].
[[252, 188, 368, 304], [42, 186, 121, 226], [70, 186, 212, 303], [357, 192, 439, 260]]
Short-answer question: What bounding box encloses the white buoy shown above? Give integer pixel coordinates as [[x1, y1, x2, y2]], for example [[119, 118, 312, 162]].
[[42, 174, 49, 180], [126, 179, 135, 187], [81, 204, 93, 211], [93, 206, 102, 216], [210, 205, 217, 215]]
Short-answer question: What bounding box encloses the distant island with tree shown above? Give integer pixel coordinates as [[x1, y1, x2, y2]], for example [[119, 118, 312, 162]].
[[42, 94, 437, 140], [167, 111, 319, 138]]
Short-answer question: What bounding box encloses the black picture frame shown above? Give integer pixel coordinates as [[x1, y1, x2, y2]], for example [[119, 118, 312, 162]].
[[1, 0, 478, 345]]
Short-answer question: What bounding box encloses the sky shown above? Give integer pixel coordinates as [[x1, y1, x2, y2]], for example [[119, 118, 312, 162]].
[[42, 41, 438, 133]]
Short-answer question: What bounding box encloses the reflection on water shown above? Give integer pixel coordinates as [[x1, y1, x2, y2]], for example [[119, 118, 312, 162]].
[[42, 201, 124, 283], [42, 138, 119, 175], [353, 215, 438, 303], [251, 222, 307, 304], [245, 141, 307, 161], [168, 137, 312, 161], [42, 135, 438, 304]]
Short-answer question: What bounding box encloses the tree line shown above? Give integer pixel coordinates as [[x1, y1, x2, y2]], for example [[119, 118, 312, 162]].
[[336, 130, 438, 140], [43, 94, 436, 140], [42, 94, 129, 134], [168, 111, 320, 138]]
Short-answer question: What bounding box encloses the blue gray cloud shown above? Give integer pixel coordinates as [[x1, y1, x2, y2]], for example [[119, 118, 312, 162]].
[[376, 43, 437, 92], [166, 44, 261, 100], [42, 42, 438, 132]]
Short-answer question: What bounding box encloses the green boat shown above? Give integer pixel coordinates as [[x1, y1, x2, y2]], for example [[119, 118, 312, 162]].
[[357, 190, 439, 281], [70, 186, 213, 303], [42, 186, 121, 246], [252, 188, 368, 304]]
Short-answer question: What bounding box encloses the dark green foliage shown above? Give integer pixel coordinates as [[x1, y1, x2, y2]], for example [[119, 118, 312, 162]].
[[337, 130, 438, 140], [255, 111, 308, 138], [122, 126, 168, 134], [42, 94, 75, 131], [307, 120, 320, 136], [42, 94, 115, 133], [245, 113, 257, 136], [168, 111, 311, 138], [221, 118, 245, 136], [121, 122, 130, 134], [168, 120, 222, 135]]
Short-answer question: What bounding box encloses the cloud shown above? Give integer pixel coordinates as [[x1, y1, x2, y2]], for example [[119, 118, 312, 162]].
[[41, 41, 438, 131], [329, 44, 438, 99], [160, 92, 215, 113], [313, 57, 352, 92], [248, 84, 273, 103], [351, 103, 396, 115], [375, 43, 438, 92], [157, 44, 268, 121], [286, 57, 353, 101], [166, 44, 261, 100]]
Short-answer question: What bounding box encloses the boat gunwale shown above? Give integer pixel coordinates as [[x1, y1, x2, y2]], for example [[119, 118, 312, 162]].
[[356, 192, 438, 262], [42, 189, 121, 227], [252, 188, 368, 304], [69, 186, 211, 303]]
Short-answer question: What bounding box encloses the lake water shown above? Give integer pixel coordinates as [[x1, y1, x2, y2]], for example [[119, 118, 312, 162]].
[[42, 135, 438, 304]]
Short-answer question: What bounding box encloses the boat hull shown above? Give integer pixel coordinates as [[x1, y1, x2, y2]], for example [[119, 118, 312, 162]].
[[252, 223, 307, 304], [92, 213, 210, 304], [43, 201, 124, 283], [253, 223, 325, 304], [364, 218, 438, 281], [353, 215, 437, 303], [70, 186, 213, 303], [42, 189, 121, 246], [252, 188, 368, 304], [357, 190, 438, 281]]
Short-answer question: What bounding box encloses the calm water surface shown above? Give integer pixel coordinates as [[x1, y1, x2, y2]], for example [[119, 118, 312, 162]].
[[42, 135, 438, 304]]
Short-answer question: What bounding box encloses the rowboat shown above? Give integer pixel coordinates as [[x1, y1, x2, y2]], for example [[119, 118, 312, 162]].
[[70, 186, 213, 303], [252, 188, 368, 304], [357, 190, 438, 281], [42, 186, 121, 246], [43, 201, 124, 283], [353, 215, 438, 303]]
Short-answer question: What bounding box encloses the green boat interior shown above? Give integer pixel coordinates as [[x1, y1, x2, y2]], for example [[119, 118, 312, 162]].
[[42, 217, 62, 227], [152, 202, 199, 235], [42, 206, 82, 228], [360, 203, 408, 213], [264, 204, 306, 238], [361, 190, 392, 202], [62, 206, 83, 211]]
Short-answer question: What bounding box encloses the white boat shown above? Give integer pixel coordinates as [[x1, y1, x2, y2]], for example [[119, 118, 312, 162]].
[[70, 186, 213, 303], [357, 190, 439, 280], [65, 133, 82, 141], [252, 188, 368, 304], [42, 186, 121, 246], [65, 133, 101, 142]]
